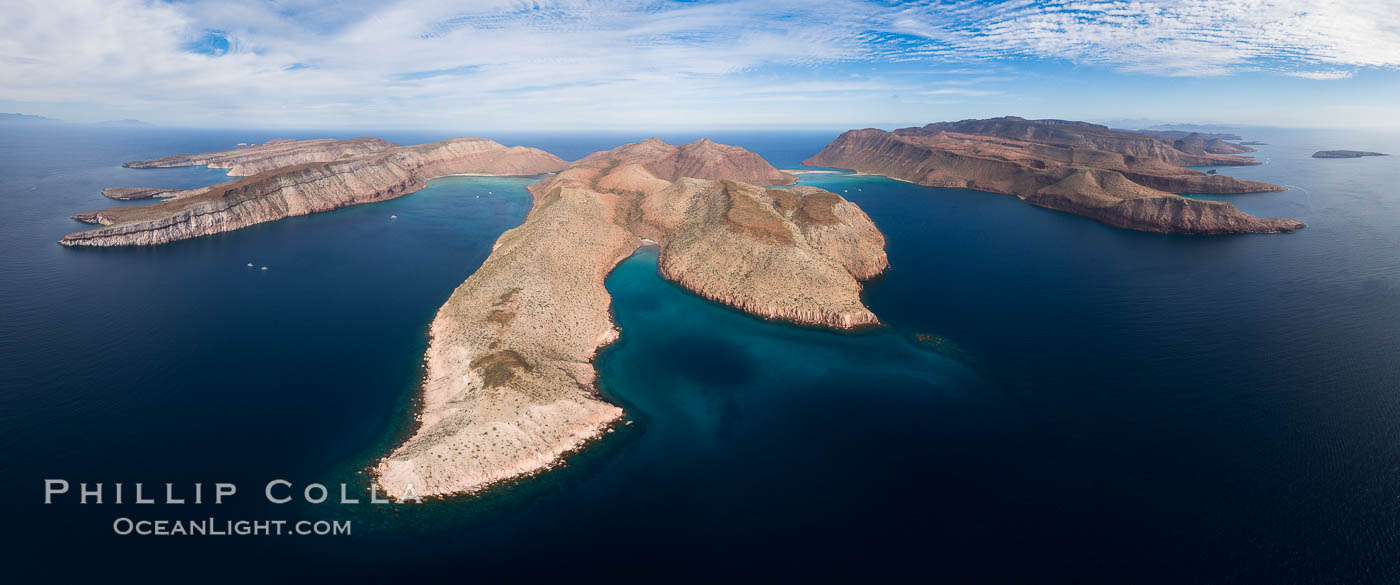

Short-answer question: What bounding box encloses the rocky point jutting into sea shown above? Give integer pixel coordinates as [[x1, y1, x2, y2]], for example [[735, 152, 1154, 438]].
[[374, 137, 887, 498], [806, 117, 1304, 234], [61, 135, 888, 499], [60, 137, 567, 246]]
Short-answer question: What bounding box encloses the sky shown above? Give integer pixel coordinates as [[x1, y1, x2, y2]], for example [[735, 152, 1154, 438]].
[[1, 0, 1398, 130]]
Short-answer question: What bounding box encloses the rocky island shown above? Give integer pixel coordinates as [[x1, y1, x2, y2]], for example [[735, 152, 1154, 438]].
[[61, 138, 568, 246], [806, 117, 1303, 234], [64, 135, 888, 499], [1136, 130, 1256, 154], [122, 137, 398, 176], [374, 137, 887, 498], [1312, 150, 1388, 159], [100, 187, 180, 201]]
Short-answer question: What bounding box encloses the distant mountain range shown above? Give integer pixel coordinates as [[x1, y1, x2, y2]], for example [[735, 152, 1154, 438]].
[[0, 113, 156, 127], [93, 119, 157, 127], [0, 113, 61, 124], [1095, 118, 1243, 134]]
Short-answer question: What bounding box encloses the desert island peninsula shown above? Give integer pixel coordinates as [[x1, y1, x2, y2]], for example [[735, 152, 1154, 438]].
[[60, 117, 1301, 497]]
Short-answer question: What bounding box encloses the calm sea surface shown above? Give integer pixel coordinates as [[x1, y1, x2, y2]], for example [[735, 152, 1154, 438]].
[[1, 125, 1398, 583]]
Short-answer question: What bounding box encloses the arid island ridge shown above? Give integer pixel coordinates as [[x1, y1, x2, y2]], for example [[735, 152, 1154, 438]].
[[61, 118, 1301, 498], [807, 117, 1302, 234]]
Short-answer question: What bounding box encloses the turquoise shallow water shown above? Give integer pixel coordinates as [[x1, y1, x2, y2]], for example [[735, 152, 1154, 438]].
[[3, 126, 1400, 582]]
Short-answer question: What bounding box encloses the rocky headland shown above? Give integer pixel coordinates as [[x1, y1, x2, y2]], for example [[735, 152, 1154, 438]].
[[1312, 150, 1388, 159], [805, 116, 1303, 234], [61, 138, 568, 246], [374, 137, 887, 498]]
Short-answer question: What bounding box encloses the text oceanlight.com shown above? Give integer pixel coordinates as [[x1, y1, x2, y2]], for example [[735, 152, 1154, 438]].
[[112, 518, 351, 536]]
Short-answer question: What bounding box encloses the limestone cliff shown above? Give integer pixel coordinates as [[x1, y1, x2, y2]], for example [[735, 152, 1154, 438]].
[[61, 138, 568, 246], [123, 137, 398, 176], [375, 138, 887, 498], [805, 117, 1303, 235]]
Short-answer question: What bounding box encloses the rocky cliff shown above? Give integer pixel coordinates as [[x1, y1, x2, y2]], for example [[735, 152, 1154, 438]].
[[805, 117, 1303, 235], [61, 138, 568, 246], [375, 138, 887, 499], [122, 137, 398, 176]]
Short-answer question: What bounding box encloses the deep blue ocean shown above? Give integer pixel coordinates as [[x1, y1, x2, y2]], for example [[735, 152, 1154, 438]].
[[2, 124, 1398, 583]]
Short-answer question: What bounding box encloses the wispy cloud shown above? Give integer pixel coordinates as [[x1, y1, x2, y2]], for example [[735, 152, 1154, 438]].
[[887, 0, 1400, 77], [921, 88, 1003, 97], [1284, 70, 1354, 80]]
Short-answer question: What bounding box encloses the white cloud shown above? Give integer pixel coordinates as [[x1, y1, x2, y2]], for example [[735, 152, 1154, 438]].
[[1284, 70, 1354, 80], [0, 0, 1395, 128]]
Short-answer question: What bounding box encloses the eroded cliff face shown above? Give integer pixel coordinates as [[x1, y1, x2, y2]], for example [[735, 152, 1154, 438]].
[[375, 138, 887, 499], [122, 137, 398, 176], [805, 118, 1303, 235], [61, 138, 568, 247]]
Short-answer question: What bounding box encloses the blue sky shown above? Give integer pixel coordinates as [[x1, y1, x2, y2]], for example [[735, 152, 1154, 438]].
[[1, 0, 1397, 130]]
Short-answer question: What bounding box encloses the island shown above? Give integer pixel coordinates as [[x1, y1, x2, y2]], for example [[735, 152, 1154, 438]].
[[805, 117, 1304, 234], [122, 137, 398, 176], [1136, 130, 1256, 154], [100, 187, 180, 201], [61, 135, 888, 499], [61, 138, 568, 246], [373, 138, 887, 498], [1312, 150, 1388, 159]]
